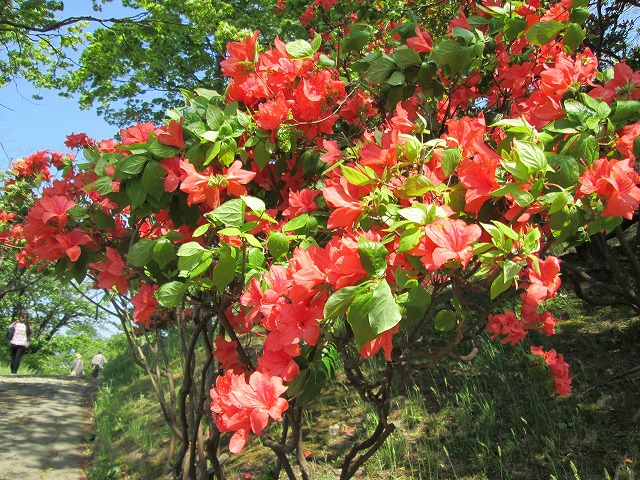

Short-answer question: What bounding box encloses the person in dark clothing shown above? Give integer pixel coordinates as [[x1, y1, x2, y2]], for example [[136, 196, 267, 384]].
[[7, 314, 31, 374]]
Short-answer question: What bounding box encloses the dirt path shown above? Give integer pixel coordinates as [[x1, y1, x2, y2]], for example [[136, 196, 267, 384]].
[[0, 375, 95, 480]]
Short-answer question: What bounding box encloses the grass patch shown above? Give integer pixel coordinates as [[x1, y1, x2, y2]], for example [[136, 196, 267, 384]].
[[88, 290, 640, 479], [84, 342, 174, 480]]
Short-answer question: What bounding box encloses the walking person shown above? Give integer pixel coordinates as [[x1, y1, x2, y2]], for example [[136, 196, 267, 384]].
[[70, 353, 84, 378], [91, 350, 107, 378], [7, 314, 31, 374]]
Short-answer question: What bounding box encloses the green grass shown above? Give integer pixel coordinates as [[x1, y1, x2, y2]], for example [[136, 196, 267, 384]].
[[0, 363, 35, 375], [86, 291, 640, 479], [83, 341, 174, 480]]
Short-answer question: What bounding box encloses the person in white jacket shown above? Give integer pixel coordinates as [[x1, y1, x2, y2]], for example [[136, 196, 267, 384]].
[[7, 314, 31, 374], [91, 350, 107, 378]]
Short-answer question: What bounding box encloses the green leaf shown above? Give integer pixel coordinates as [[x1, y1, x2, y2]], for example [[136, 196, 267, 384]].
[[386, 71, 405, 86], [398, 226, 424, 253], [282, 213, 317, 234], [490, 272, 512, 299], [434, 310, 457, 331], [564, 100, 594, 125], [341, 165, 371, 186], [503, 17, 528, 41], [128, 239, 155, 267], [286, 39, 314, 59], [512, 190, 535, 207], [405, 284, 431, 310], [392, 46, 422, 68], [177, 242, 208, 257], [397, 175, 434, 198], [219, 140, 237, 167], [441, 148, 462, 176], [525, 21, 564, 46], [398, 206, 427, 224], [569, 7, 591, 24], [342, 25, 371, 53], [117, 154, 147, 175], [94, 211, 116, 229], [192, 224, 210, 238], [213, 251, 236, 293], [611, 100, 640, 125], [287, 366, 328, 405], [141, 160, 166, 201], [365, 55, 396, 84], [212, 198, 245, 227], [253, 139, 271, 170], [358, 238, 388, 277], [148, 140, 179, 159], [432, 39, 472, 74], [153, 238, 175, 268], [179, 251, 212, 278], [561, 133, 598, 166], [206, 105, 224, 130], [267, 231, 289, 259], [348, 290, 377, 348], [324, 285, 365, 320], [241, 195, 266, 214], [491, 183, 523, 198], [563, 23, 585, 52], [126, 178, 147, 209], [547, 155, 580, 188], [348, 280, 402, 349], [156, 281, 187, 307], [89, 176, 114, 195], [501, 259, 522, 282], [514, 139, 547, 174], [368, 280, 402, 338]]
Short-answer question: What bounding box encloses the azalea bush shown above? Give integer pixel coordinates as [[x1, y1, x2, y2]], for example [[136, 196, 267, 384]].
[[2, 0, 640, 478]]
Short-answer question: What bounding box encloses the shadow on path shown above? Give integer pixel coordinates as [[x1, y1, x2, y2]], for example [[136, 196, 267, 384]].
[[0, 375, 95, 480]]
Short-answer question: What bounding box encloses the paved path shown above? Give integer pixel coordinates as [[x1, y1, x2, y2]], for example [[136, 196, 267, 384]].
[[0, 375, 95, 480]]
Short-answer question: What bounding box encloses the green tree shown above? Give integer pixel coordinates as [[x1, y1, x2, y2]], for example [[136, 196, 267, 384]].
[[0, 0, 308, 126]]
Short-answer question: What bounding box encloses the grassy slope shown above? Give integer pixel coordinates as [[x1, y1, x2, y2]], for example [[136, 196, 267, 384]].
[[86, 291, 640, 479]]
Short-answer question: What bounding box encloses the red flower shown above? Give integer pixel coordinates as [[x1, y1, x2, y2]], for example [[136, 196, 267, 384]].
[[486, 310, 527, 345], [406, 26, 433, 53], [180, 160, 256, 210], [92, 247, 129, 294], [421, 219, 482, 269], [323, 177, 363, 229], [254, 92, 293, 131], [220, 31, 259, 77], [359, 324, 400, 361], [65, 133, 95, 149], [120, 122, 157, 146], [282, 188, 320, 218], [530, 346, 571, 396], [131, 282, 159, 328], [210, 370, 288, 454], [156, 120, 184, 148], [590, 62, 640, 103]]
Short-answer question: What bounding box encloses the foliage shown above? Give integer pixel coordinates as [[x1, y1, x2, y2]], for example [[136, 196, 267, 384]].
[[2, 0, 640, 479], [2, 0, 637, 126]]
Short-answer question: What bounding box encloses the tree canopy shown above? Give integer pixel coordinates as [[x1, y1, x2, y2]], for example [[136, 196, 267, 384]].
[[3, 0, 635, 127]]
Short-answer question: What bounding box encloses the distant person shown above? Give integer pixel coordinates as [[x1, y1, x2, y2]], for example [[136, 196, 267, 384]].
[[70, 353, 84, 378], [91, 350, 107, 378], [7, 314, 31, 374]]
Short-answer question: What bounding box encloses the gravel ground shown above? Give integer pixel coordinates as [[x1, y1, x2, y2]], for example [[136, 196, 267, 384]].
[[0, 375, 95, 480]]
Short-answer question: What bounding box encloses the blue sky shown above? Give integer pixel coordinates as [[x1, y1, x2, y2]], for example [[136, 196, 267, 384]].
[[0, 2, 139, 170], [0, 82, 119, 170]]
